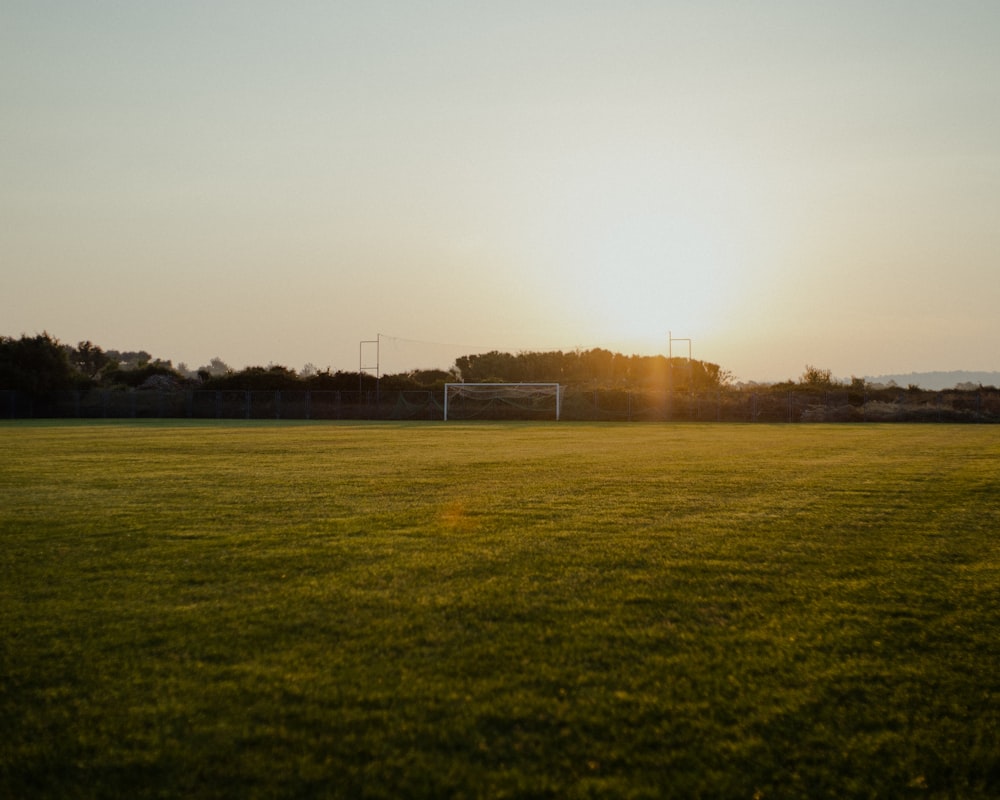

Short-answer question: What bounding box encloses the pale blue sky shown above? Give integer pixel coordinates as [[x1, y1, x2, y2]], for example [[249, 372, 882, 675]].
[[3, 1, 998, 381]]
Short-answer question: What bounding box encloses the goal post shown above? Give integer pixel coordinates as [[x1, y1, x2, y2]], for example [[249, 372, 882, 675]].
[[443, 383, 562, 421]]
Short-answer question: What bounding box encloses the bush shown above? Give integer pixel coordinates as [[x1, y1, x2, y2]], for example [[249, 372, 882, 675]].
[[102, 363, 182, 389]]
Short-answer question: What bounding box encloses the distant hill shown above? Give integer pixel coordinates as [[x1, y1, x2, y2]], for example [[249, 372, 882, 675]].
[[864, 371, 1000, 390]]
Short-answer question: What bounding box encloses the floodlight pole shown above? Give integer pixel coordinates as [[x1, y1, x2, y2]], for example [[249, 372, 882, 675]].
[[668, 331, 692, 391], [359, 334, 381, 402], [668, 330, 692, 362]]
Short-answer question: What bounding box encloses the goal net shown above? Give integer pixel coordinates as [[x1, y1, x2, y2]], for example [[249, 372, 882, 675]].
[[443, 383, 562, 421]]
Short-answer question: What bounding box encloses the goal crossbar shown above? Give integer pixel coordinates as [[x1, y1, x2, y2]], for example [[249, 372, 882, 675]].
[[443, 383, 562, 421]]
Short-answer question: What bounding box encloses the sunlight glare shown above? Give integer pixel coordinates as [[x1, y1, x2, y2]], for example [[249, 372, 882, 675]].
[[563, 206, 744, 352]]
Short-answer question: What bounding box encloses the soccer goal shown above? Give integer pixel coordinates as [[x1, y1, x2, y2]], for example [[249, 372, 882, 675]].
[[443, 383, 562, 421]]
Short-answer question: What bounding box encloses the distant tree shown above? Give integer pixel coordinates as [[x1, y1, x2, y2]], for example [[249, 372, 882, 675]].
[[71, 341, 110, 378], [800, 365, 835, 388], [453, 349, 729, 390], [407, 369, 453, 388], [175, 362, 206, 380], [718, 367, 736, 387], [573, 348, 616, 386], [0, 332, 84, 396], [454, 351, 516, 383], [201, 364, 300, 390], [105, 350, 153, 370], [688, 359, 729, 390], [102, 361, 183, 388], [304, 369, 363, 391], [197, 357, 231, 377]]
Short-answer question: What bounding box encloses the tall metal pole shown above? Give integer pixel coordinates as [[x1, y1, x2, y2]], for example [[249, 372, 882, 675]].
[[668, 331, 693, 390], [360, 336, 380, 398], [668, 330, 692, 362]]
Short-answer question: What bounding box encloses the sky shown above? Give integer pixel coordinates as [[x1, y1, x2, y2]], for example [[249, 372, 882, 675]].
[[3, 1, 999, 383]]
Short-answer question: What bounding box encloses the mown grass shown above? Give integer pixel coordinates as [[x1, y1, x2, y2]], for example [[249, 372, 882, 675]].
[[1, 420, 999, 799]]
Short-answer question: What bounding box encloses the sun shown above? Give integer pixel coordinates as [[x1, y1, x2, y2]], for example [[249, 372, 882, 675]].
[[556, 211, 742, 353]]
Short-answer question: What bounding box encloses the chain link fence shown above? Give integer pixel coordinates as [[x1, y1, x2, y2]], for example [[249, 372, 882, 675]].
[[4, 388, 1000, 422]]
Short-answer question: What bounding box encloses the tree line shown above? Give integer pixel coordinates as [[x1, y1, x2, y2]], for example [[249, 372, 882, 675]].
[[1, 333, 739, 397], [4, 332, 996, 401], [453, 349, 729, 390]]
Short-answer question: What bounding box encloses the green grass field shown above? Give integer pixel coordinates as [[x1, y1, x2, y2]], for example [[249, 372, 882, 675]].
[[2, 421, 999, 798]]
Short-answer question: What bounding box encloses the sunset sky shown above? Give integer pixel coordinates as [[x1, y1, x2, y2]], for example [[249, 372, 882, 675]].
[[3, 2, 998, 382]]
